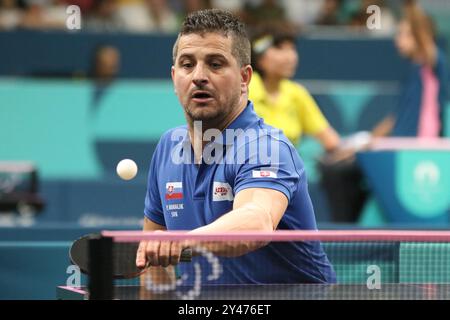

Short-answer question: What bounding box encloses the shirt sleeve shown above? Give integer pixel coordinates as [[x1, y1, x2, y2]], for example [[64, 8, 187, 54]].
[[295, 84, 330, 136], [232, 137, 303, 202], [144, 141, 165, 227]]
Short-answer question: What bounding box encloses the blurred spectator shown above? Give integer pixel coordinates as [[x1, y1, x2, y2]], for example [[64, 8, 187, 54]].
[[92, 45, 121, 82], [0, 0, 24, 30], [20, 0, 67, 30], [280, 0, 324, 29], [210, 0, 242, 14], [182, 0, 211, 15], [318, 0, 449, 223], [315, 0, 343, 25], [145, 0, 178, 33], [114, 0, 178, 33], [67, 0, 95, 13], [90, 45, 121, 109], [115, 0, 152, 32], [373, 0, 448, 137], [85, 0, 125, 32], [249, 25, 341, 149], [2, 0, 449, 35], [44, 0, 70, 27], [243, 0, 286, 29]]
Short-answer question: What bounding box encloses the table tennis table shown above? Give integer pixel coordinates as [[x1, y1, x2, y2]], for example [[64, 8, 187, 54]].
[[57, 283, 450, 300]]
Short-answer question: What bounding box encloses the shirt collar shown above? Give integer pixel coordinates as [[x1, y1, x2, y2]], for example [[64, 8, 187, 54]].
[[226, 100, 259, 131]]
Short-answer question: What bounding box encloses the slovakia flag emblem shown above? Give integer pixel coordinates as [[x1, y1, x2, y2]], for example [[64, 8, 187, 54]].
[[165, 182, 183, 200]]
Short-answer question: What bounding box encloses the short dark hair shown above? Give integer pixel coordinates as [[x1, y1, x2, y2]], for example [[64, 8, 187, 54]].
[[250, 24, 297, 77], [172, 9, 251, 67]]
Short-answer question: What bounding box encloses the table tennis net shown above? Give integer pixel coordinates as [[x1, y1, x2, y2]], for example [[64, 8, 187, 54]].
[[87, 230, 450, 300]]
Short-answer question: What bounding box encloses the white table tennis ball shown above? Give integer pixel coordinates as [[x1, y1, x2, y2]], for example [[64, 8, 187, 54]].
[[116, 159, 138, 180]]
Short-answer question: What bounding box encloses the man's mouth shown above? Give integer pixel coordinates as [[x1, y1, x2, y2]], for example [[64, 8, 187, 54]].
[[191, 91, 214, 103]]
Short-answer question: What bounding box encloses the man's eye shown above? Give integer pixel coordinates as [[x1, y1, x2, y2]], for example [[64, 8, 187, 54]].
[[211, 62, 222, 69], [182, 62, 193, 68]]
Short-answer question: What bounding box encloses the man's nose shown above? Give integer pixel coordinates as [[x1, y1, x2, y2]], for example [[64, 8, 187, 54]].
[[192, 64, 208, 87]]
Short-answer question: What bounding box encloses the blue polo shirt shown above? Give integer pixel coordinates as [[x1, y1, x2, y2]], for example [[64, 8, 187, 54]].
[[144, 101, 336, 284]]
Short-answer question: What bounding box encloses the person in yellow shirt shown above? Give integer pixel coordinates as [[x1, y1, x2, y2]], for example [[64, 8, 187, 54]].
[[249, 29, 340, 151]]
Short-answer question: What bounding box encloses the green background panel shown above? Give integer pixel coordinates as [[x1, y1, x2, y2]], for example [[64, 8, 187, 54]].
[[332, 264, 397, 284], [0, 79, 101, 179], [0, 79, 185, 179], [93, 81, 184, 140], [323, 242, 399, 284], [400, 243, 450, 283]]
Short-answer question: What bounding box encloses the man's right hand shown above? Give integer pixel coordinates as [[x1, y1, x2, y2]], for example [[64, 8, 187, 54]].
[[136, 239, 184, 268]]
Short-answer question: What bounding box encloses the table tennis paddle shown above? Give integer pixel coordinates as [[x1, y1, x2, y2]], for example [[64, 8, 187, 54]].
[[70, 234, 192, 279]]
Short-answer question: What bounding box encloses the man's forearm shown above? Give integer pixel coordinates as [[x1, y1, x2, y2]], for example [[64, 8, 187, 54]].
[[189, 203, 274, 257]]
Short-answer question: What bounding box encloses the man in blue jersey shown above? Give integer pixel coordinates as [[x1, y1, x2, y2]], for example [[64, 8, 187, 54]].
[[136, 9, 336, 284]]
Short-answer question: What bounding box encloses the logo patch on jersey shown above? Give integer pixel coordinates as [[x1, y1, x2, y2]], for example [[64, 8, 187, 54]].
[[212, 182, 234, 201], [165, 182, 183, 200], [252, 170, 278, 178]]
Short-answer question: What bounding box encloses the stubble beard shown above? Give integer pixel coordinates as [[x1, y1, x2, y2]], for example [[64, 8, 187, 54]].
[[184, 93, 241, 130]]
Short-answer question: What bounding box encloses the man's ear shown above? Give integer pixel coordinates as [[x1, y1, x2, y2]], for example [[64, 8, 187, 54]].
[[171, 66, 177, 95], [241, 65, 253, 94]]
